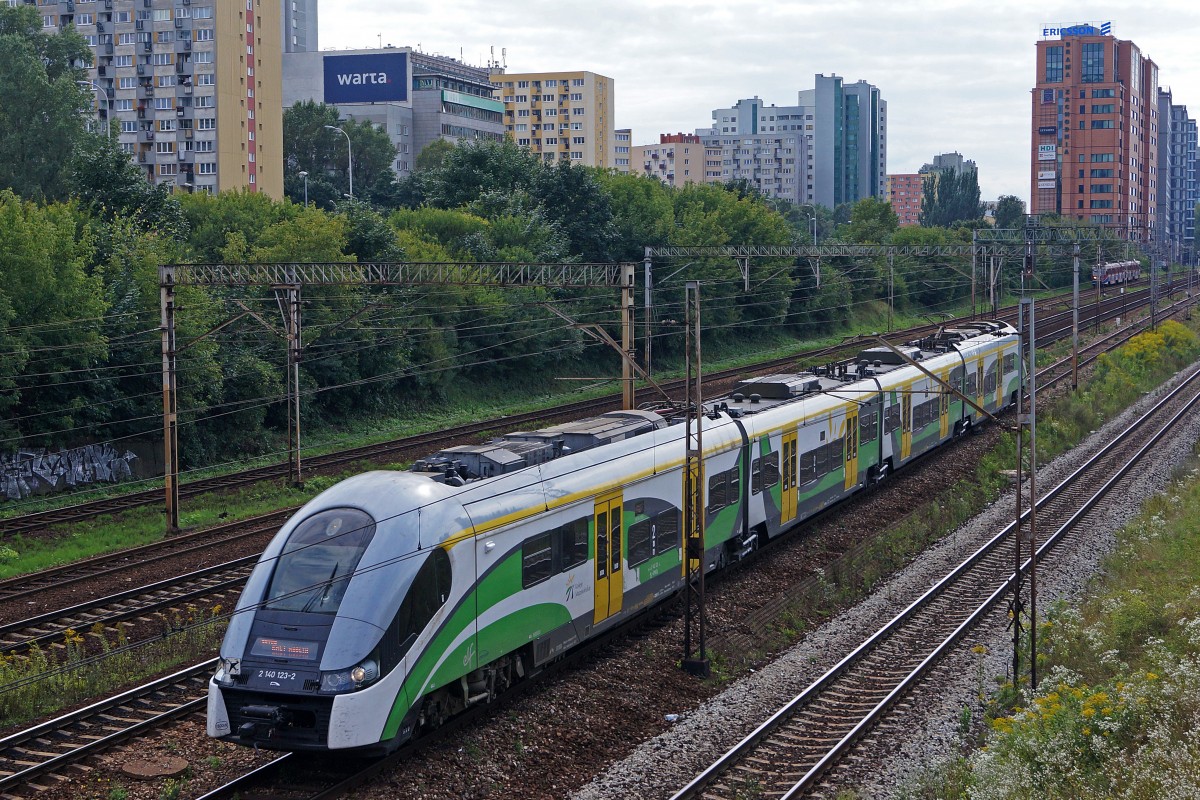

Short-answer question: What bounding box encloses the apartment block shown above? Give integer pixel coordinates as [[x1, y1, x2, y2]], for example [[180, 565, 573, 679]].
[[631, 134, 720, 188], [700, 75, 886, 208], [284, 48, 504, 177], [490, 70, 615, 168], [1157, 88, 1197, 264], [920, 151, 977, 176], [33, 0, 283, 196], [1031, 26, 1158, 240], [614, 128, 631, 173], [886, 173, 923, 226]]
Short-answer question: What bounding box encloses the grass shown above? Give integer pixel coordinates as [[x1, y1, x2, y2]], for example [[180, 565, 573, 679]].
[[0, 606, 225, 730]]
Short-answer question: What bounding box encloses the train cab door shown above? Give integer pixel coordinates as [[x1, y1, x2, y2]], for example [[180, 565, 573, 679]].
[[843, 411, 859, 491], [781, 429, 798, 523], [592, 491, 624, 626], [939, 371, 950, 439], [900, 389, 913, 460]]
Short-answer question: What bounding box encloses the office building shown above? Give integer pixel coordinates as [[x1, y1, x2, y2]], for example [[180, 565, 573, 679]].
[[631, 134, 721, 189], [1157, 88, 1196, 265], [886, 173, 924, 226], [35, 0, 283, 196], [282, 0, 316, 53], [284, 47, 504, 177], [699, 75, 886, 208], [490, 70, 615, 168], [1031, 25, 1158, 240]]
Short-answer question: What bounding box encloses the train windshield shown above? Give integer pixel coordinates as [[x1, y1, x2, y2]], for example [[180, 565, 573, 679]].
[[264, 508, 377, 615]]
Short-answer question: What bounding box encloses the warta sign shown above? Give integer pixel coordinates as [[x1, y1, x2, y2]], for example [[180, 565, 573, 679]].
[[1041, 21, 1112, 38], [324, 52, 408, 104]]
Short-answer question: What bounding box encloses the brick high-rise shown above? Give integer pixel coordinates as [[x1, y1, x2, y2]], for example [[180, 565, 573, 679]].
[[1031, 25, 1158, 240]]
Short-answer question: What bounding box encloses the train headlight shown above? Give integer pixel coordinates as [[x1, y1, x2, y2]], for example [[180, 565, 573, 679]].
[[321, 659, 379, 693], [351, 659, 378, 685]]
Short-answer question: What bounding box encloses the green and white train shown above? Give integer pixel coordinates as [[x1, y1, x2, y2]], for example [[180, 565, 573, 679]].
[[207, 321, 1022, 752]]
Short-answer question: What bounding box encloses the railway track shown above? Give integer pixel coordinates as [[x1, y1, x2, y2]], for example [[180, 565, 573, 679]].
[[0, 283, 1151, 538], [669, 350, 1200, 799], [0, 662, 214, 797], [0, 284, 1180, 796], [0, 557, 253, 658]]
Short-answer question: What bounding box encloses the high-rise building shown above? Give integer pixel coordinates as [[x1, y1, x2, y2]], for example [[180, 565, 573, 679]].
[[631, 134, 721, 189], [1157, 88, 1197, 265], [699, 75, 886, 208], [36, 0, 283, 196], [489, 70, 615, 168], [281, 0, 317, 54], [886, 173, 924, 226], [284, 48, 505, 177], [920, 152, 977, 177], [1031, 25, 1158, 240]]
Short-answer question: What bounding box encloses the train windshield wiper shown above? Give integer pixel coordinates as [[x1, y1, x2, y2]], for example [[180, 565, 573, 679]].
[[302, 562, 339, 612]]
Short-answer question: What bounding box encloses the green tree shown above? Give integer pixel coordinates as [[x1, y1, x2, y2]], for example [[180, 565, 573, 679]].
[[415, 139, 456, 172], [842, 197, 899, 244], [919, 168, 984, 228], [0, 5, 95, 200], [993, 194, 1026, 230], [68, 131, 189, 242], [0, 191, 108, 444], [282, 100, 398, 209]]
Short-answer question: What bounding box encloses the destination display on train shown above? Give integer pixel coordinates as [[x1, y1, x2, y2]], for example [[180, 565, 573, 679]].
[[251, 636, 320, 661]]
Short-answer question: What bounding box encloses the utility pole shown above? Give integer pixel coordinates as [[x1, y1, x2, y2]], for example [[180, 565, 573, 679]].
[[275, 273, 303, 486], [1071, 243, 1079, 390], [681, 280, 709, 678], [643, 249, 653, 383], [160, 271, 180, 532], [621, 263, 636, 410]]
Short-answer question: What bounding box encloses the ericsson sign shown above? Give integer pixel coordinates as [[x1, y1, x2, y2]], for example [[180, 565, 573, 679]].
[[323, 52, 409, 104], [1041, 21, 1113, 38]]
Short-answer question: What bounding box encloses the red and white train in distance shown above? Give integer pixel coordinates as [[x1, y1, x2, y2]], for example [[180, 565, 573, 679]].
[[1091, 260, 1142, 286]]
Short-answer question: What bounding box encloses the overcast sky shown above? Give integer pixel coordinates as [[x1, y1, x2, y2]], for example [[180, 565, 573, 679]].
[[321, 1, 1200, 204]]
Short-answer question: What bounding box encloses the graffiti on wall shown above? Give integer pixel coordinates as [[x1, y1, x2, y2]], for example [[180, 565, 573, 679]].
[[1, 444, 139, 501]]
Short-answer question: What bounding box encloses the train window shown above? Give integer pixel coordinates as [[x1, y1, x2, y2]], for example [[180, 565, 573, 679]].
[[950, 367, 964, 385], [751, 451, 780, 494], [984, 364, 997, 393], [557, 518, 589, 572], [859, 411, 877, 444], [521, 532, 554, 588], [813, 445, 829, 478], [610, 507, 622, 575], [595, 511, 608, 580], [653, 508, 679, 556], [966, 373, 978, 395], [1004, 354, 1016, 373], [829, 439, 844, 470], [798, 449, 817, 484], [264, 508, 377, 615], [627, 519, 652, 566], [707, 472, 728, 513], [883, 405, 901, 434], [382, 548, 452, 672]]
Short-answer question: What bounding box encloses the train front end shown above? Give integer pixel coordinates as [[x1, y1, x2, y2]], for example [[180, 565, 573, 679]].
[[207, 471, 467, 753]]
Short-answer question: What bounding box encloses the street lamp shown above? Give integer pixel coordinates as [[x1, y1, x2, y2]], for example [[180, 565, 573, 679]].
[[323, 125, 353, 198], [298, 170, 308, 207], [77, 79, 113, 138]]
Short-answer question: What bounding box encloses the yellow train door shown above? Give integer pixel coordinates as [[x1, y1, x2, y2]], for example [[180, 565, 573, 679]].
[[976, 361, 985, 409], [592, 492, 624, 625], [901, 390, 913, 460], [843, 412, 859, 491], [781, 429, 798, 523]]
